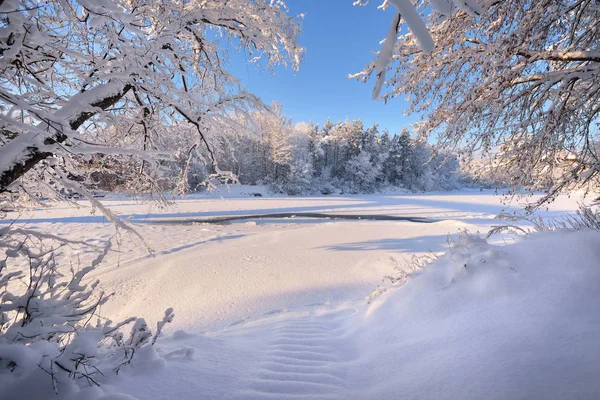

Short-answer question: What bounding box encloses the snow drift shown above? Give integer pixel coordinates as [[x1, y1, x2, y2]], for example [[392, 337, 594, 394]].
[[106, 227, 600, 399], [354, 229, 600, 399]]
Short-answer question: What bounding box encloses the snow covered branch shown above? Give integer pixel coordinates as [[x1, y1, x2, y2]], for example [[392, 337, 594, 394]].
[[0, 0, 304, 198], [356, 0, 600, 203], [0, 227, 173, 394]]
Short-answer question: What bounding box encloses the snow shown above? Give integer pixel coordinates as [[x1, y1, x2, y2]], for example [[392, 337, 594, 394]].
[[430, 0, 454, 15], [389, 0, 434, 53], [372, 12, 402, 100], [372, 0, 434, 99], [356, 230, 600, 399], [1, 188, 598, 399]]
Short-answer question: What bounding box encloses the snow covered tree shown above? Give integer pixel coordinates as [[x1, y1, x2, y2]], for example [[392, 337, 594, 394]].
[[397, 128, 413, 187], [182, 108, 463, 195], [355, 0, 600, 205], [383, 128, 411, 187], [0, 0, 303, 393], [383, 135, 402, 185], [0, 0, 303, 199], [408, 142, 432, 191], [346, 151, 382, 193], [259, 103, 294, 184]]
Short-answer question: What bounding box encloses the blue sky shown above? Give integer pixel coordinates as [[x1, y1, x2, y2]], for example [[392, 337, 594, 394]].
[[227, 0, 417, 134]]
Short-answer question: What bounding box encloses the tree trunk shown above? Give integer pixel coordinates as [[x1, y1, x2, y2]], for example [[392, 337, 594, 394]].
[[0, 84, 132, 193]]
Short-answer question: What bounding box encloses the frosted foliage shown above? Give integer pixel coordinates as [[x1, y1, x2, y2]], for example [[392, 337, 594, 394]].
[[0, 0, 303, 199], [0, 228, 173, 395], [217, 114, 461, 195], [355, 0, 600, 206], [347, 152, 382, 193]]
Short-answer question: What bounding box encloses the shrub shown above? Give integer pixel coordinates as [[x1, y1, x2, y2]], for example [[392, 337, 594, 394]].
[[0, 227, 173, 396]]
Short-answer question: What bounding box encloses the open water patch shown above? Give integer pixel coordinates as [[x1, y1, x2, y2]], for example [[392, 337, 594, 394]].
[[146, 212, 437, 225]]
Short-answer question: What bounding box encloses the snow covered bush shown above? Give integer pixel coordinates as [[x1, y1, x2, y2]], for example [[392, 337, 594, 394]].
[[277, 162, 313, 195], [530, 204, 600, 232], [312, 167, 337, 195], [0, 227, 173, 396]]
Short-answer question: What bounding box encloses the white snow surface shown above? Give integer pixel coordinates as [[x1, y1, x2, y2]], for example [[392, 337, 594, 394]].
[[1, 188, 599, 399]]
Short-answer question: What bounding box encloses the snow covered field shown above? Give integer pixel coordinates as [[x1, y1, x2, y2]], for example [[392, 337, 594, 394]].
[[2, 188, 599, 399]]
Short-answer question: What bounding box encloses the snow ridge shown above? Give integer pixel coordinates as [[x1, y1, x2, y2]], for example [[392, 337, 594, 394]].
[[234, 309, 357, 399]]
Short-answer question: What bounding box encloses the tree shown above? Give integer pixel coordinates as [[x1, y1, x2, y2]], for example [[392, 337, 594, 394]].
[[0, 0, 303, 393], [0, 0, 303, 199], [346, 151, 382, 193], [354, 0, 599, 205], [259, 103, 294, 183], [397, 128, 413, 186], [198, 109, 463, 194]]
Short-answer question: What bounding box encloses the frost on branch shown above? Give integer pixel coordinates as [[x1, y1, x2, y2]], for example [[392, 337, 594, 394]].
[[0, 0, 304, 200], [356, 0, 600, 206], [0, 228, 173, 395], [368, 0, 434, 99], [214, 111, 461, 195]]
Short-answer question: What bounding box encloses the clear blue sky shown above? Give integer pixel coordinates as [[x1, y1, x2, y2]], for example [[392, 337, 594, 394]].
[[227, 0, 417, 134]]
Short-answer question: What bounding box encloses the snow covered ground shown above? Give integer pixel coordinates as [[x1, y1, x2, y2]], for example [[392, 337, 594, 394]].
[[2, 188, 599, 399]]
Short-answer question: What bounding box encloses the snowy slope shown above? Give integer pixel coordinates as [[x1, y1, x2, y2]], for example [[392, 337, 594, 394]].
[[104, 229, 600, 400], [3, 189, 577, 331], [353, 230, 600, 399], [1, 189, 597, 399]]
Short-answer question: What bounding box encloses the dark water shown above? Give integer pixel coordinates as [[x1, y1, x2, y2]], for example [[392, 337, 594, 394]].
[[148, 212, 436, 225]]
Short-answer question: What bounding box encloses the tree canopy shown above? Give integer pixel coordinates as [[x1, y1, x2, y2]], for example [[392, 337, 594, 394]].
[[355, 0, 599, 204], [0, 0, 303, 197]]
